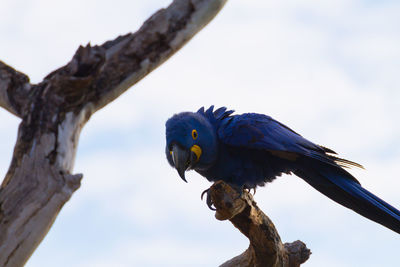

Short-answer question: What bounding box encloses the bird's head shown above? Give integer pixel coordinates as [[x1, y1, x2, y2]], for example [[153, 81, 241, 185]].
[[165, 111, 218, 182]]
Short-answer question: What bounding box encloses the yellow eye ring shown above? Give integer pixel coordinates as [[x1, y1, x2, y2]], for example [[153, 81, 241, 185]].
[[192, 129, 198, 140]]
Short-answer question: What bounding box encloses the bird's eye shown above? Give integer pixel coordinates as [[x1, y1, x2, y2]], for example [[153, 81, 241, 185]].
[[192, 129, 198, 140]]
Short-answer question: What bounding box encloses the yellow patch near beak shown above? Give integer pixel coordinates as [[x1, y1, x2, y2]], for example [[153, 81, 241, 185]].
[[191, 145, 202, 162]]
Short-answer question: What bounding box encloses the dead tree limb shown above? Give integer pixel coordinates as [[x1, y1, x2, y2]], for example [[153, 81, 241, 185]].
[[0, 61, 31, 117], [0, 0, 227, 266], [209, 181, 311, 267]]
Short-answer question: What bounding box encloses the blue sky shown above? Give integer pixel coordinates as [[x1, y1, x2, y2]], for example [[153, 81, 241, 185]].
[[1, 0, 400, 266]]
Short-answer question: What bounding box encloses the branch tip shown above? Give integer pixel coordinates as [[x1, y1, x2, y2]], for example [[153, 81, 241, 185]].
[[64, 173, 83, 190]]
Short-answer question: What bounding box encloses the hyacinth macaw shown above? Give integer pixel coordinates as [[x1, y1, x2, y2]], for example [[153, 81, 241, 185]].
[[165, 106, 400, 234]]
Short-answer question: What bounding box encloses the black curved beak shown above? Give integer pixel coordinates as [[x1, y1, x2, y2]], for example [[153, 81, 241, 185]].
[[171, 144, 198, 183]]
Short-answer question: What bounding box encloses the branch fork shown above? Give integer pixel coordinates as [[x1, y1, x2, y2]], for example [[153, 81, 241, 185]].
[[0, 0, 228, 266]]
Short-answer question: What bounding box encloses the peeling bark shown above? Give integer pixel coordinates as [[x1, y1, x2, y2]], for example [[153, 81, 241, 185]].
[[0, 0, 228, 265], [210, 181, 311, 267]]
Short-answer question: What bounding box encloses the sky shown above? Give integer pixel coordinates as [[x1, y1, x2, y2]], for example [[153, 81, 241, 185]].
[[1, 0, 400, 266]]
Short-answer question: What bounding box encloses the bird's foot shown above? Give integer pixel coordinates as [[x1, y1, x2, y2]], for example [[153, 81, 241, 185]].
[[201, 184, 253, 210], [201, 188, 216, 211]]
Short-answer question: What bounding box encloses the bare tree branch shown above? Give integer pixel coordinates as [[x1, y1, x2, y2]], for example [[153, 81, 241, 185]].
[[0, 0, 228, 266], [0, 61, 31, 117], [39, 0, 228, 115], [209, 181, 311, 267]]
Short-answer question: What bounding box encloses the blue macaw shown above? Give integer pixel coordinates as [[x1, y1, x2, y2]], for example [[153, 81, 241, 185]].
[[165, 106, 400, 234]]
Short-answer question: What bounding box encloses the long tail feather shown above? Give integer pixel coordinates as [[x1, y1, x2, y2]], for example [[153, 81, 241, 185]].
[[295, 161, 400, 234]]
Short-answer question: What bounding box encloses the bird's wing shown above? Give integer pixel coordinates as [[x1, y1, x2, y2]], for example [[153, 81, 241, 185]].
[[218, 113, 362, 169], [218, 112, 400, 234]]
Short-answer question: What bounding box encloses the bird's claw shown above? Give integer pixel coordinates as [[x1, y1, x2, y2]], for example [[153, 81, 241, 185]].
[[200, 188, 208, 200], [201, 185, 255, 210], [201, 188, 216, 211]]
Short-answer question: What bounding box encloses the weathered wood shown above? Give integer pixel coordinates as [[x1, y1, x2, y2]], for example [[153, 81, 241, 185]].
[[0, 0, 228, 266], [210, 181, 311, 267], [0, 61, 31, 117]]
